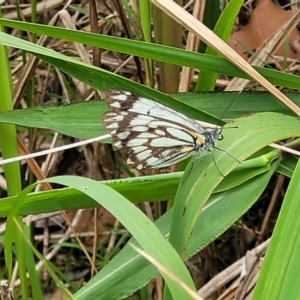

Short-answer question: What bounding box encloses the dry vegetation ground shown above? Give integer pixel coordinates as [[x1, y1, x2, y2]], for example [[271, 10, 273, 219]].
[[1, 0, 300, 299]]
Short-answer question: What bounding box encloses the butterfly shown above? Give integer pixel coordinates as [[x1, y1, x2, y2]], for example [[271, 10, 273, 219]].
[[102, 89, 226, 171]]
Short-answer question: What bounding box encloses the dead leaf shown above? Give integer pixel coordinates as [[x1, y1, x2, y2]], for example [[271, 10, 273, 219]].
[[228, 0, 300, 61]]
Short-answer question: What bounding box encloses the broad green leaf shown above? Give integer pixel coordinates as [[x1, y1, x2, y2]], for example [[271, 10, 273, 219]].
[[215, 153, 277, 193], [0, 101, 107, 139], [175, 92, 300, 119], [169, 112, 300, 257], [0, 92, 299, 140]]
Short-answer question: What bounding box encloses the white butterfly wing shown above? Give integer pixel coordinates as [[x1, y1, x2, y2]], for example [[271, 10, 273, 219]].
[[102, 90, 217, 169]]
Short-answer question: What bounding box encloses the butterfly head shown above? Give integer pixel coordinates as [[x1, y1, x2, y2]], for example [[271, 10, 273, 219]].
[[194, 127, 223, 153], [211, 127, 223, 143]]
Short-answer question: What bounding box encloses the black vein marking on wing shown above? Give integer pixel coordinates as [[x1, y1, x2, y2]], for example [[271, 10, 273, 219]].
[[105, 90, 205, 133], [128, 127, 196, 168]]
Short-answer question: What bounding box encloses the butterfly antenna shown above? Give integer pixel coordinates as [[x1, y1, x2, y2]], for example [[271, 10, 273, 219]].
[[214, 146, 241, 163], [224, 125, 239, 130], [185, 154, 225, 179], [219, 89, 241, 121]]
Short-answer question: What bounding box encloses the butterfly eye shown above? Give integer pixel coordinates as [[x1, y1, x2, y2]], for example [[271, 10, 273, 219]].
[[211, 128, 223, 141]]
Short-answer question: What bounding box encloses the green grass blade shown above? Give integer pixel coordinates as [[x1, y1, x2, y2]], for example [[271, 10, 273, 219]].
[[0, 173, 181, 217], [0, 23, 299, 89], [24, 226, 44, 300], [0, 31, 225, 125], [44, 176, 196, 300], [196, 0, 243, 90], [0, 25, 26, 297], [253, 156, 300, 299]]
